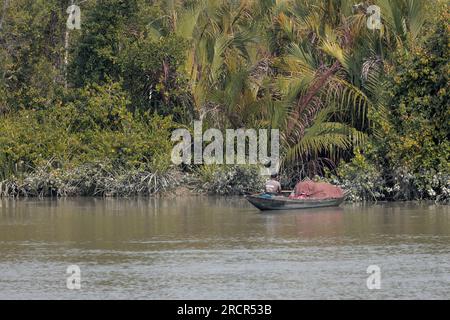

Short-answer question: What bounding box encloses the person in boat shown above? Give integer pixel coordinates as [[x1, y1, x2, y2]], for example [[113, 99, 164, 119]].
[[265, 174, 282, 195]]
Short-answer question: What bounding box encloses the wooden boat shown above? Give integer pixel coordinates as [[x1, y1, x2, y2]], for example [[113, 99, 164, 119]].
[[246, 192, 345, 211]]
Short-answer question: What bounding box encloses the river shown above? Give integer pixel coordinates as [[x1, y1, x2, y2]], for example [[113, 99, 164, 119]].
[[0, 197, 449, 299]]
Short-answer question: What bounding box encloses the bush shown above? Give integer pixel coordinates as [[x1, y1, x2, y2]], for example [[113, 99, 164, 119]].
[[193, 165, 265, 196], [375, 11, 449, 176], [328, 148, 450, 204], [0, 80, 176, 181], [120, 35, 194, 123], [327, 149, 387, 202], [387, 169, 449, 203]]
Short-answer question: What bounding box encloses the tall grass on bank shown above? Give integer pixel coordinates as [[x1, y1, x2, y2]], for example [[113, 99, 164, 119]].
[[0, 163, 181, 198]]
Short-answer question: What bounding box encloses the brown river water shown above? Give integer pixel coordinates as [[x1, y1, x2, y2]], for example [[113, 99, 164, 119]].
[[0, 197, 449, 299]]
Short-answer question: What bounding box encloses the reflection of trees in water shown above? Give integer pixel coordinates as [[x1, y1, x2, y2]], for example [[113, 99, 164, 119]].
[[0, 197, 257, 247], [1, 199, 448, 250]]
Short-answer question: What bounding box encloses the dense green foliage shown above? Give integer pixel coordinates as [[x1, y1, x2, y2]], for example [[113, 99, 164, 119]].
[[193, 165, 265, 195], [0, 80, 175, 180], [383, 16, 449, 175], [338, 6, 448, 202], [0, 0, 448, 199], [68, 0, 138, 87]]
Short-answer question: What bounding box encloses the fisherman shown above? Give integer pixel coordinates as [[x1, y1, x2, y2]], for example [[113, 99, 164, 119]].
[[265, 173, 282, 195]]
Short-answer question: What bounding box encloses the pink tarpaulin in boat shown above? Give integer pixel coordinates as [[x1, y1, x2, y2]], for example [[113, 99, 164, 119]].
[[293, 181, 344, 199]]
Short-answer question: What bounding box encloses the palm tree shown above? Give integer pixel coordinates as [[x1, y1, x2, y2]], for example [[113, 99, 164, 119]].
[[148, 0, 428, 177], [148, 0, 258, 123], [263, 0, 427, 177]]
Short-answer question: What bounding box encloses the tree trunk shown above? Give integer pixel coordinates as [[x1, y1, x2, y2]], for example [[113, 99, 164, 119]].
[[0, 0, 9, 30], [64, 29, 70, 88]]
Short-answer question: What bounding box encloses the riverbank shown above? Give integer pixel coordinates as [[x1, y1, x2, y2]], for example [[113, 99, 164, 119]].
[[0, 164, 264, 198], [1, 164, 448, 204]]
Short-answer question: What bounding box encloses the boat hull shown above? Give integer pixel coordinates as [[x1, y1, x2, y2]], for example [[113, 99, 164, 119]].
[[246, 194, 345, 211]]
